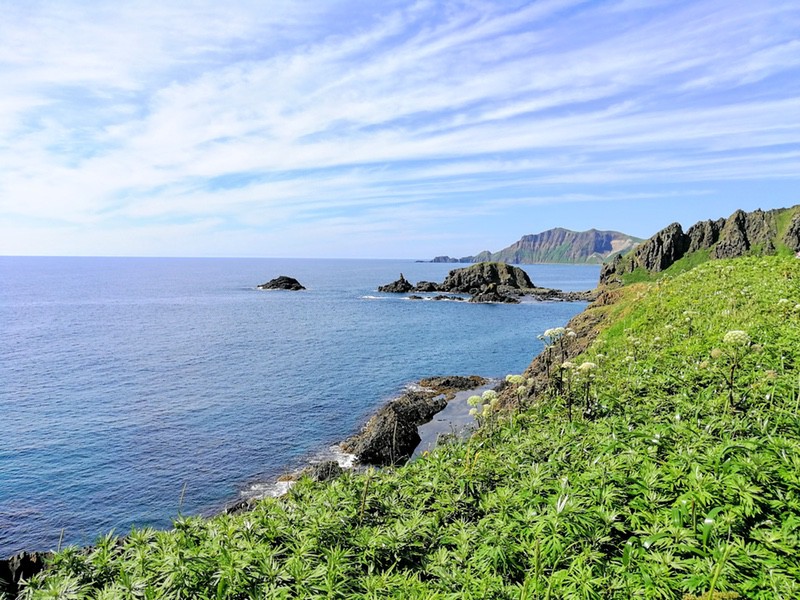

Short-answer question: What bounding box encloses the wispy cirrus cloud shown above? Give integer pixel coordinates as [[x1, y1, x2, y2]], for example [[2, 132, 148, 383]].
[[1, 0, 799, 257]]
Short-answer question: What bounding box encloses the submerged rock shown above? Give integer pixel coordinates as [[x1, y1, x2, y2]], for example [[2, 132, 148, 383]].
[[258, 275, 306, 291]]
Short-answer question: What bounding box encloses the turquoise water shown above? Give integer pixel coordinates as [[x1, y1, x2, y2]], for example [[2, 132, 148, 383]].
[[0, 257, 598, 556]]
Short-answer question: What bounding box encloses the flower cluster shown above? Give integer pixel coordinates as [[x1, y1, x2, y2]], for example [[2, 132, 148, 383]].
[[468, 389, 500, 419], [722, 330, 751, 347]]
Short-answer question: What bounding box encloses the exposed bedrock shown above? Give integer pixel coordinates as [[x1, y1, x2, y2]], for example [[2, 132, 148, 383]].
[[600, 205, 798, 285], [342, 376, 486, 466]]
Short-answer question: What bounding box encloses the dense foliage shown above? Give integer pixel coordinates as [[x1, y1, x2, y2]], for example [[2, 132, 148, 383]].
[[16, 256, 800, 599]]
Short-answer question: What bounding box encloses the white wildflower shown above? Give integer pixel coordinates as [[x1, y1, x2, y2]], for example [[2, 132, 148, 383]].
[[723, 330, 751, 346]]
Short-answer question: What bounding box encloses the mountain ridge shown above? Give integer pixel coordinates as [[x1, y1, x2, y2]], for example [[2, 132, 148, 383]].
[[430, 227, 642, 265], [600, 204, 800, 286]]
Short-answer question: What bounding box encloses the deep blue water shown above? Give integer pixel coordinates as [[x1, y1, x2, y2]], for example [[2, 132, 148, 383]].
[[0, 257, 598, 556]]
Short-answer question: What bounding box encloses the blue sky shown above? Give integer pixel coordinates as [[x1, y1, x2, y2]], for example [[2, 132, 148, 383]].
[[1, 0, 799, 258]]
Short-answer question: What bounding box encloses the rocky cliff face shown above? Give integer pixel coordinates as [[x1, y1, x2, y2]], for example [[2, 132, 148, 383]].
[[430, 228, 640, 264], [600, 205, 800, 285]]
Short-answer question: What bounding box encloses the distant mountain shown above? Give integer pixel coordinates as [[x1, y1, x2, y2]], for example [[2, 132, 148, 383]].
[[430, 228, 642, 265]]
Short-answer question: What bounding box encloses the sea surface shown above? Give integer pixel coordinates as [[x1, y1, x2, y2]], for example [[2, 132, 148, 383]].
[[0, 257, 599, 556]]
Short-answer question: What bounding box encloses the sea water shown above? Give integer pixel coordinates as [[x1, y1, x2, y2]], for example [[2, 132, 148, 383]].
[[0, 257, 598, 556]]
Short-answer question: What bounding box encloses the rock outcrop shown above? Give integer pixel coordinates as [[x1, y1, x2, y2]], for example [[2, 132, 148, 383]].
[[378, 274, 414, 293], [413, 281, 440, 292], [342, 376, 486, 466], [783, 211, 800, 251], [1, 551, 48, 598], [600, 205, 800, 286], [468, 283, 520, 304], [379, 262, 595, 303], [257, 276, 306, 291], [440, 262, 534, 294], [303, 461, 344, 482], [341, 391, 446, 465]]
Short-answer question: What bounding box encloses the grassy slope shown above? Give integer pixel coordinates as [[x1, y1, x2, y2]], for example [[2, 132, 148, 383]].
[[17, 256, 800, 599]]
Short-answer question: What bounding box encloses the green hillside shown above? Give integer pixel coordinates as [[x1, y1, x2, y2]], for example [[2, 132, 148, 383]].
[[16, 255, 800, 599]]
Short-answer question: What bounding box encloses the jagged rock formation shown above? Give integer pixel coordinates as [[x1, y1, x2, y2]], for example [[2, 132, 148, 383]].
[[440, 262, 534, 294], [379, 262, 596, 303], [413, 281, 440, 292], [468, 283, 521, 304], [378, 274, 414, 293], [428, 228, 641, 264], [257, 276, 306, 291], [342, 376, 486, 466], [784, 211, 800, 250], [600, 206, 800, 285]]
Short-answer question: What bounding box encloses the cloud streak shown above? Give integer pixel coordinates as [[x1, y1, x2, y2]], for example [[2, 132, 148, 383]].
[[1, 0, 799, 257]]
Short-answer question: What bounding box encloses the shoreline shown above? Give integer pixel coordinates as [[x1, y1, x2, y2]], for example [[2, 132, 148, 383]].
[[1, 375, 495, 596], [222, 375, 494, 514]]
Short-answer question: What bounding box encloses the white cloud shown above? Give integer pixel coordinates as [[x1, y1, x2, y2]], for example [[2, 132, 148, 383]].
[[1, 0, 799, 257]]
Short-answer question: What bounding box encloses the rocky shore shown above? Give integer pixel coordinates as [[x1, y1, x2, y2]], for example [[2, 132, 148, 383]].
[[1, 373, 492, 596], [341, 375, 487, 466]]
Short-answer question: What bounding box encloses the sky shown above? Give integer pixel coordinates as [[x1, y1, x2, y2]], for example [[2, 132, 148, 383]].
[[1, 0, 799, 259]]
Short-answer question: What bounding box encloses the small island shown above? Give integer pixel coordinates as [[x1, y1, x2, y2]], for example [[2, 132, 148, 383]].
[[379, 262, 595, 303], [257, 275, 306, 291]]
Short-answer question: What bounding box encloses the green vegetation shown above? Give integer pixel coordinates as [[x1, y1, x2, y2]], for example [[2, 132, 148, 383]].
[[621, 249, 713, 285], [17, 256, 800, 599]]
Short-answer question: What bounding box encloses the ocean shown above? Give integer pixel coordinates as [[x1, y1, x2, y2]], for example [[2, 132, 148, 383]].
[[0, 257, 599, 556]]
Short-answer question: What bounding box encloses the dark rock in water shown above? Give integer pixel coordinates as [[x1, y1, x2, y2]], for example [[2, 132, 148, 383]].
[[304, 461, 344, 482], [378, 273, 414, 293], [407, 295, 424, 300], [440, 262, 535, 293], [1, 551, 48, 597], [378, 262, 591, 303], [258, 275, 306, 291], [413, 281, 440, 292], [468, 283, 520, 304]]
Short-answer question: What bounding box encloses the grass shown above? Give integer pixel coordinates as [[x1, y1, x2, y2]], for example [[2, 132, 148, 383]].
[[14, 255, 800, 599]]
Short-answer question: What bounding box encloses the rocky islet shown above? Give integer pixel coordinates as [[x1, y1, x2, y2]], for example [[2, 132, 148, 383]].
[[379, 262, 596, 303]]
